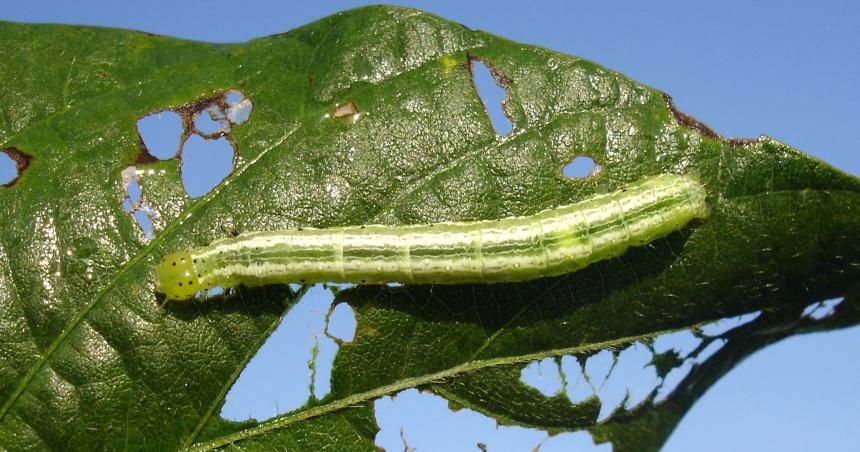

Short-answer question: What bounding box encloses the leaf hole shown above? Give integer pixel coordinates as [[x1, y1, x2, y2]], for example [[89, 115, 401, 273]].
[[700, 310, 761, 336], [120, 166, 156, 239], [801, 297, 844, 321], [563, 155, 602, 179], [193, 105, 231, 136], [325, 301, 357, 343], [518, 311, 761, 426], [375, 389, 610, 450], [137, 89, 253, 200], [225, 89, 253, 124], [180, 135, 235, 199], [0, 147, 32, 187], [137, 111, 184, 160], [470, 59, 513, 136], [222, 285, 344, 421], [519, 358, 564, 397]]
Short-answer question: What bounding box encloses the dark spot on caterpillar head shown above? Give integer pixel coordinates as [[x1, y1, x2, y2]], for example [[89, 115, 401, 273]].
[[188, 280, 193, 285], [361, 279, 366, 283], [178, 282, 183, 286], [172, 262, 176, 266], [360, 225, 365, 229], [299, 279, 306, 283], [198, 274, 202, 278], [193, 259, 197, 263], [181, 257, 186, 262]]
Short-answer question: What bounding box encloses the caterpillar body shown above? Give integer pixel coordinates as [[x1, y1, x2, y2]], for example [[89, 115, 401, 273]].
[[156, 174, 708, 301]]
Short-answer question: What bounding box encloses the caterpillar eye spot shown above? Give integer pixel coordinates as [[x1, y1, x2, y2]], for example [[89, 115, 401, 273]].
[[172, 262, 176, 266], [178, 282, 183, 286]]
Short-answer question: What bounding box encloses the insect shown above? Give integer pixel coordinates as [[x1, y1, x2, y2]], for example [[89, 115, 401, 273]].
[[156, 173, 708, 301]]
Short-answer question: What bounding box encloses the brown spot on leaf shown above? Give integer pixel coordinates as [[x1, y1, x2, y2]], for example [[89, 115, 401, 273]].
[[332, 102, 359, 118], [662, 92, 757, 148], [135, 143, 158, 165]]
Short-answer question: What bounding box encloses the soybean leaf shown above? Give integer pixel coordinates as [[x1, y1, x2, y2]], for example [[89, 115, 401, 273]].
[[0, 6, 857, 451]]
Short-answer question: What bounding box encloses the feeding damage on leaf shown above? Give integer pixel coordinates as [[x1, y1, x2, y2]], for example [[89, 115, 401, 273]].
[[0, 5, 858, 452], [330, 101, 360, 119], [661, 93, 758, 148], [0, 147, 31, 187], [468, 57, 514, 136], [122, 89, 256, 241]]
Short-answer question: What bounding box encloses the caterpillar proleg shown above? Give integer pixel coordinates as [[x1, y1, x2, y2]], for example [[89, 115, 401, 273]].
[[156, 174, 708, 300]]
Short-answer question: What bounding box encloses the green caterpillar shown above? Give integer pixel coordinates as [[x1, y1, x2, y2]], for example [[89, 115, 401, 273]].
[[156, 174, 708, 301]]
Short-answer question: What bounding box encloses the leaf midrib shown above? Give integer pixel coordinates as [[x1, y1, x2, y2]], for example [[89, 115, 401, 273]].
[[186, 321, 711, 451]]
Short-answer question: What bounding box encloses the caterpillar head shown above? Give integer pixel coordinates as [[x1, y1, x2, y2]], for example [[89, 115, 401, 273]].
[[156, 251, 201, 301]]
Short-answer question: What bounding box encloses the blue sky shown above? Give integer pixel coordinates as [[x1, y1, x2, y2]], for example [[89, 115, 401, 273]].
[[2, 1, 858, 450]]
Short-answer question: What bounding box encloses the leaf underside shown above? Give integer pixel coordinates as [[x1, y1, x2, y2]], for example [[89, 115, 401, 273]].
[[0, 6, 858, 451]]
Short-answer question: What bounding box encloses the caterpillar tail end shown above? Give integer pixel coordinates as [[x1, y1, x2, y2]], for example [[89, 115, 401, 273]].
[[156, 251, 201, 301]]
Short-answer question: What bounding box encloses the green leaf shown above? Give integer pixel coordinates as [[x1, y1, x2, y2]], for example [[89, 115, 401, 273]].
[[0, 5, 858, 451]]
